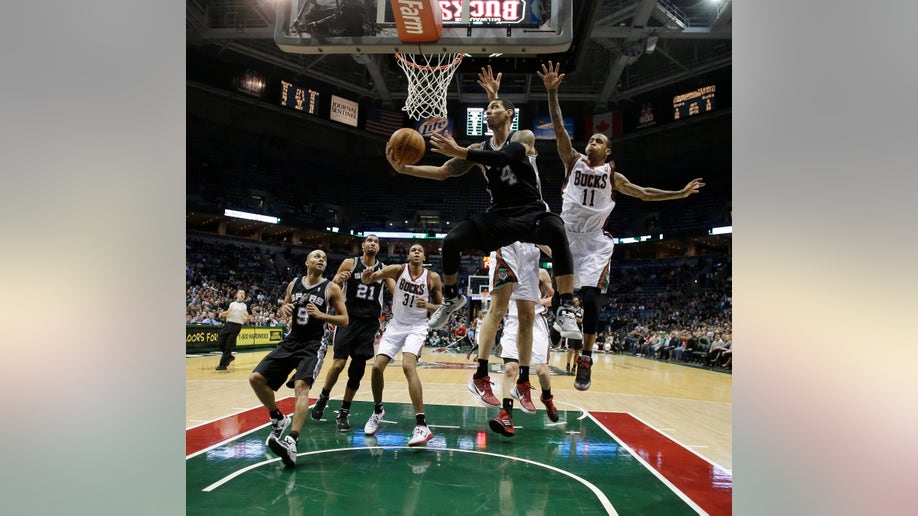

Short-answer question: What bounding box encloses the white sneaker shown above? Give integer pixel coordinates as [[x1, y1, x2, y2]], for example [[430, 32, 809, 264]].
[[408, 425, 433, 447], [363, 409, 386, 436], [554, 305, 582, 339], [267, 435, 297, 467], [265, 414, 292, 445], [428, 294, 468, 329]]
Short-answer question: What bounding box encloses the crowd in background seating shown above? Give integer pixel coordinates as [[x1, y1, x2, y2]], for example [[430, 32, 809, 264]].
[[186, 237, 731, 370]]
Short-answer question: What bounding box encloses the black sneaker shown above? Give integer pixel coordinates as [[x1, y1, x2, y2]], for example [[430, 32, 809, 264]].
[[336, 411, 351, 432], [311, 394, 329, 421], [265, 414, 292, 445], [428, 294, 468, 329], [267, 435, 297, 467], [574, 356, 593, 391], [554, 304, 582, 339]]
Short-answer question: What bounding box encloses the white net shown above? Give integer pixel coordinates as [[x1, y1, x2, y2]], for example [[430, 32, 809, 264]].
[[395, 52, 463, 121]]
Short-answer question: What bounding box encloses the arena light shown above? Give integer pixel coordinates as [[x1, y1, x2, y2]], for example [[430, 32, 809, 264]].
[[614, 235, 653, 245], [224, 209, 279, 224], [709, 226, 733, 235], [355, 231, 447, 239]]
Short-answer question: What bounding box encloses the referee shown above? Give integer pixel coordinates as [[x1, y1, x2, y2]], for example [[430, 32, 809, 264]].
[[216, 289, 254, 370]]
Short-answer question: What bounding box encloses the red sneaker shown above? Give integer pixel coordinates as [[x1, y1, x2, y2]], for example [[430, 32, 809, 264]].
[[488, 410, 515, 437], [540, 394, 560, 422], [468, 375, 500, 407], [510, 381, 536, 414]]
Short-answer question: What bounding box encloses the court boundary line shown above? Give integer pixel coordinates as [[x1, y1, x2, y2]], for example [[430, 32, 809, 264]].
[[185, 396, 295, 431], [200, 446, 618, 515], [586, 411, 708, 515], [626, 411, 732, 474]]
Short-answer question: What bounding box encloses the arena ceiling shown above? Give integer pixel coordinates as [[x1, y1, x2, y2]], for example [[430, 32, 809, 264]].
[[186, 0, 731, 111]]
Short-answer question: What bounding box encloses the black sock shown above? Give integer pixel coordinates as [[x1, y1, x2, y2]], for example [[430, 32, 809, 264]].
[[502, 398, 514, 413], [542, 388, 552, 399], [581, 350, 592, 358], [269, 409, 284, 421], [416, 413, 426, 426], [475, 359, 489, 379], [289, 431, 299, 441], [341, 401, 352, 411], [374, 403, 384, 414], [444, 283, 459, 300], [517, 366, 530, 384], [320, 389, 330, 399]]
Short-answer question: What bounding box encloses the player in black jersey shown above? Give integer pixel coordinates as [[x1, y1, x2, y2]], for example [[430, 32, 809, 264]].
[[384, 66, 582, 409], [250, 249, 349, 467], [310, 234, 396, 432]]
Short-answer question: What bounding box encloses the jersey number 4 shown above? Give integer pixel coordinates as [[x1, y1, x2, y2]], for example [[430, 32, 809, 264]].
[[499, 167, 519, 185]]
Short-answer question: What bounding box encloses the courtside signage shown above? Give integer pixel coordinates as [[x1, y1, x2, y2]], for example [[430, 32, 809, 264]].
[[439, 0, 526, 24], [330, 95, 359, 127], [390, 0, 443, 42]]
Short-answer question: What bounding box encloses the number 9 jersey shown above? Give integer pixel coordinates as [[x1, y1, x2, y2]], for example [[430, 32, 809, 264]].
[[287, 277, 333, 342]]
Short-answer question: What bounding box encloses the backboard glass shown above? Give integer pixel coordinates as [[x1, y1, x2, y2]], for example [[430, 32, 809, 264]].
[[274, 0, 573, 55]]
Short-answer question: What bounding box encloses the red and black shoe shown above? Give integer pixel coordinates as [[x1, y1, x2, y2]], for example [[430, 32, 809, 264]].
[[488, 410, 515, 437], [574, 356, 593, 391], [540, 394, 560, 422]]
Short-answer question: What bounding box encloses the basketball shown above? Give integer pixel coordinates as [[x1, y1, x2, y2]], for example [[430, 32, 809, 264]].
[[389, 128, 426, 165]]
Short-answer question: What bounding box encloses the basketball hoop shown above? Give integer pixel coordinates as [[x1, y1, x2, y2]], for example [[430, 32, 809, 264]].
[[395, 52, 463, 121]]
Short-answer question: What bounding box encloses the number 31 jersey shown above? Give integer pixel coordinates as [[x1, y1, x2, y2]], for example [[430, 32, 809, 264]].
[[561, 155, 616, 234], [391, 264, 431, 326]]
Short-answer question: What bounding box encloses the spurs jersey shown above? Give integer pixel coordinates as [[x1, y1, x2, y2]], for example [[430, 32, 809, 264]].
[[343, 256, 386, 319], [287, 277, 332, 341], [561, 155, 616, 234], [479, 132, 549, 212], [391, 264, 431, 326]]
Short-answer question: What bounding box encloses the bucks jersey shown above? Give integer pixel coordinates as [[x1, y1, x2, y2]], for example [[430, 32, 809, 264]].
[[561, 155, 616, 234], [343, 256, 386, 319], [391, 264, 431, 326], [287, 277, 332, 341]]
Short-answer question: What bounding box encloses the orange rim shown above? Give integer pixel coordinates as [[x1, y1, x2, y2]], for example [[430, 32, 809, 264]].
[[394, 52, 463, 72]]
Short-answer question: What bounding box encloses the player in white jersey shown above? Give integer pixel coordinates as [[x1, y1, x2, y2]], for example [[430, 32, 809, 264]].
[[538, 61, 706, 391], [358, 244, 443, 447], [482, 242, 560, 436], [496, 262, 561, 432]]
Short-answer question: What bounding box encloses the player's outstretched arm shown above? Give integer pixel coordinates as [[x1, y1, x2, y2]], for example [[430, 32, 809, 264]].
[[477, 65, 502, 102], [614, 172, 706, 201], [537, 61, 578, 168], [431, 132, 526, 166], [361, 263, 403, 284], [386, 141, 476, 180]]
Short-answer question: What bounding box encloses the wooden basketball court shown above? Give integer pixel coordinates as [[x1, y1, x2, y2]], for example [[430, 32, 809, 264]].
[[187, 347, 732, 514]]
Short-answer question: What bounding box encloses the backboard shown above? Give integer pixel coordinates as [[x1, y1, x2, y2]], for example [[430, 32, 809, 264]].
[[274, 0, 573, 55]]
